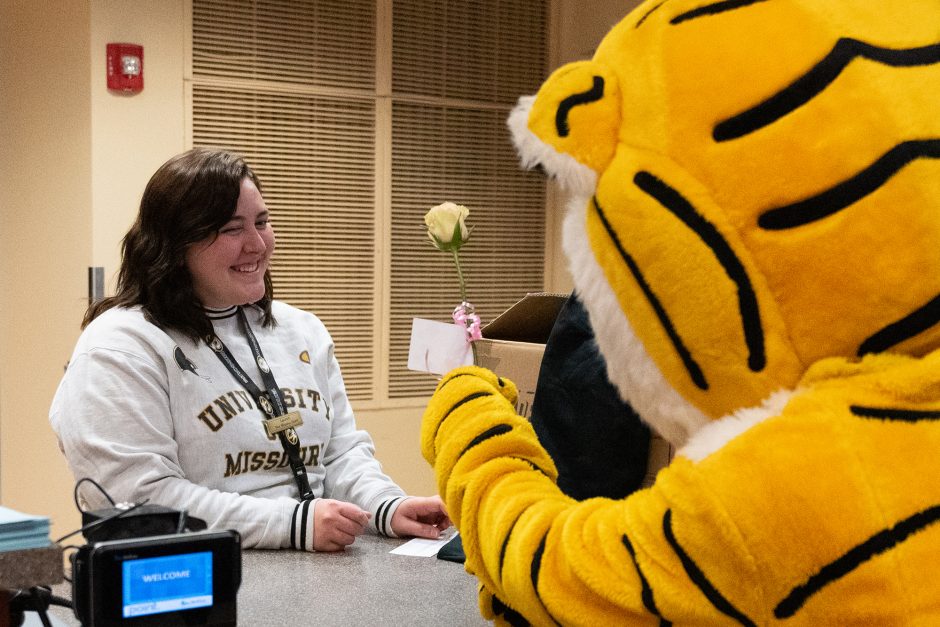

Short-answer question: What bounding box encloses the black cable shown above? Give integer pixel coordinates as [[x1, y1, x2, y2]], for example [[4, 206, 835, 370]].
[[73, 477, 115, 511], [59, 544, 82, 583], [47, 593, 72, 609]]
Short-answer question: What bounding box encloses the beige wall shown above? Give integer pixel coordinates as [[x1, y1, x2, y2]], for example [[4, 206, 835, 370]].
[[0, 0, 637, 543], [90, 0, 187, 284], [1, 1, 93, 540], [0, 0, 188, 541]]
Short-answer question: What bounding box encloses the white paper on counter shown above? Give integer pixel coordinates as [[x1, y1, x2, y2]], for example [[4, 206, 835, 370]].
[[390, 531, 458, 557], [407, 318, 473, 375]]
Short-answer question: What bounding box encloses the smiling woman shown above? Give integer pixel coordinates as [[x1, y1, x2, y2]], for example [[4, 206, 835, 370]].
[[49, 148, 450, 553], [185, 178, 275, 310], [79, 149, 278, 343]]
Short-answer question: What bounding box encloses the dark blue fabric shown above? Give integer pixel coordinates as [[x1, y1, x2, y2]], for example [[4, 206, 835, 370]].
[[530, 293, 651, 500], [437, 533, 465, 563]]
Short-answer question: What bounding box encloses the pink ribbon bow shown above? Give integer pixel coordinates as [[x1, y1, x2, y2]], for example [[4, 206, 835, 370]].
[[453, 302, 482, 342]]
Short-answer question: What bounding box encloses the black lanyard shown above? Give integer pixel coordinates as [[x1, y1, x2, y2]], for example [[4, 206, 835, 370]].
[[207, 307, 313, 500]]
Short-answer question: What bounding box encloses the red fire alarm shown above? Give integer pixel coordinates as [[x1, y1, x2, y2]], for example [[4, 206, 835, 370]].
[[106, 43, 144, 94]]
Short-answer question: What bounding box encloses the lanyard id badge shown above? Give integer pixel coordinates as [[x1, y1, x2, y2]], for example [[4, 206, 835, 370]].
[[208, 307, 313, 500], [262, 410, 303, 439]]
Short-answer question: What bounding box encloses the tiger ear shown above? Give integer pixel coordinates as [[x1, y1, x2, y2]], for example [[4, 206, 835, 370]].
[[508, 61, 621, 191]]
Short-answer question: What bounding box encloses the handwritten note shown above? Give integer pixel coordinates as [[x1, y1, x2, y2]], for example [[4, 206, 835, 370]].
[[407, 318, 473, 375]]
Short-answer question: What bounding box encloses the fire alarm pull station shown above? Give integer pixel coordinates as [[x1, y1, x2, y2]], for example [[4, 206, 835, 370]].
[[106, 43, 143, 94]]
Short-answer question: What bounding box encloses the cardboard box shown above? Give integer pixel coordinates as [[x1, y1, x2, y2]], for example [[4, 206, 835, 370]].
[[476, 292, 675, 480], [474, 292, 568, 418]]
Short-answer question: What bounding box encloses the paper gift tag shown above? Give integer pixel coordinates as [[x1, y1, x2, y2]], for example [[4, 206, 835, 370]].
[[407, 318, 473, 375]]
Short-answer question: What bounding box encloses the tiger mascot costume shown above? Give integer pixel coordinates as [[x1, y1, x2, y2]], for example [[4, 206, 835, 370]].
[[421, 1, 940, 624]]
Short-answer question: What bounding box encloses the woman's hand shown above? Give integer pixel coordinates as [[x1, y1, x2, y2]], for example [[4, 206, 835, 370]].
[[313, 498, 371, 551], [391, 495, 451, 539]]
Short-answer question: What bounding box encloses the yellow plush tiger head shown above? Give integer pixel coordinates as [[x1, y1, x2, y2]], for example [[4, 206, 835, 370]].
[[509, 0, 940, 445]]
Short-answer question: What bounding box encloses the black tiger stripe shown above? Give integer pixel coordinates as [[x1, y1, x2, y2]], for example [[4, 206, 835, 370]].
[[496, 458, 556, 577], [492, 594, 530, 627], [496, 458, 553, 575], [635, 171, 766, 372], [857, 291, 940, 356], [850, 405, 940, 422], [437, 371, 476, 392], [775, 504, 940, 618], [499, 508, 528, 576], [592, 196, 709, 390], [622, 534, 670, 624], [530, 534, 561, 626], [555, 76, 604, 138], [715, 40, 940, 142], [513, 456, 551, 477], [635, 0, 667, 28], [663, 510, 756, 626], [431, 390, 493, 444], [671, 0, 768, 25], [437, 369, 503, 394], [459, 424, 513, 459], [759, 140, 940, 230]]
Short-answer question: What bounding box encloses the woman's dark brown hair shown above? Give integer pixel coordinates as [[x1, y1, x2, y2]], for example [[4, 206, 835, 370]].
[[84, 148, 274, 340]]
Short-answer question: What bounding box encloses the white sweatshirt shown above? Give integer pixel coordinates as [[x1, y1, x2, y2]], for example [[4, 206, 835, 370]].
[[50, 302, 407, 550]]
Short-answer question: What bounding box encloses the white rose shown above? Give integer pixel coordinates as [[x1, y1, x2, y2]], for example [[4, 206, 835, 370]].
[[424, 202, 470, 251]]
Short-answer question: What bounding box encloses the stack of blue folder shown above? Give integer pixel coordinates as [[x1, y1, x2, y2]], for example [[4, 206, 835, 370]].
[[0, 505, 51, 552]]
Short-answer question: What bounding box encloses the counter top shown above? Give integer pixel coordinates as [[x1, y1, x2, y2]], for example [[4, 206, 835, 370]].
[[45, 534, 487, 625]]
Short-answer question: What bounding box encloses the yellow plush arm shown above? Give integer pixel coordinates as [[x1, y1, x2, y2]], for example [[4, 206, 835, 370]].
[[422, 366, 752, 625], [421, 367, 563, 623], [424, 358, 940, 624]]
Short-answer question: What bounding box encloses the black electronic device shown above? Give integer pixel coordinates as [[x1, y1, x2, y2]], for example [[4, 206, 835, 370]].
[[81, 503, 206, 543], [70, 529, 241, 627]]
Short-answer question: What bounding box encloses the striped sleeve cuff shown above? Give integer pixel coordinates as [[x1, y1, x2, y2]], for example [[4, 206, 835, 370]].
[[373, 496, 407, 538], [290, 498, 318, 551]]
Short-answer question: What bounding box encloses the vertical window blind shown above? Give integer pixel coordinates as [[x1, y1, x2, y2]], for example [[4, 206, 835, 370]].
[[190, 0, 548, 403]]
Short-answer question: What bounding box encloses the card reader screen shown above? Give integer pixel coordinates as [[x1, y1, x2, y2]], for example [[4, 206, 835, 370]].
[[121, 551, 213, 618]]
